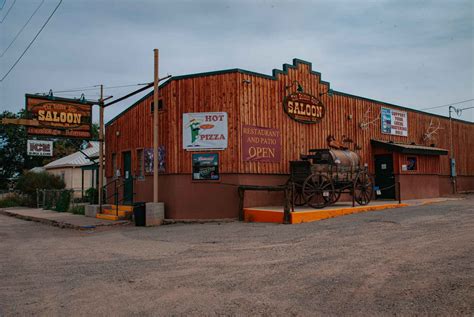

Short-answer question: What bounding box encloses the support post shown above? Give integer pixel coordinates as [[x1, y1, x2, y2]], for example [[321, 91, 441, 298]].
[[98, 85, 104, 211], [397, 181, 402, 204], [153, 49, 159, 202], [283, 187, 291, 224]]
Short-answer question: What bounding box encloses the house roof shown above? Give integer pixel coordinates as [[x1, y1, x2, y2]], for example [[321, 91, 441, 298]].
[[370, 139, 448, 156], [44, 141, 100, 169]]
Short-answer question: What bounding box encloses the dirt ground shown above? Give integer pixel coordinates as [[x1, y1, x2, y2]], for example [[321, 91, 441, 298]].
[[1, 196, 473, 316]]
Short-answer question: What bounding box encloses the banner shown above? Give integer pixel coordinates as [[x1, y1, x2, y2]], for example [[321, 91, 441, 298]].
[[26, 94, 93, 139], [242, 125, 281, 162], [27, 140, 53, 156], [381, 107, 408, 136], [183, 112, 228, 150]]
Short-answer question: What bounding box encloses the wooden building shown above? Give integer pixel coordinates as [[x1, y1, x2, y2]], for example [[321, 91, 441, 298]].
[[105, 59, 474, 219]]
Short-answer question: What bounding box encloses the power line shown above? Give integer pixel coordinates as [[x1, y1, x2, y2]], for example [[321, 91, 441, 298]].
[[0, 0, 62, 82], [0, 0, 45, 58], [40, 82, 151, 94], [0, 0, 6, 10], [0, 0, 16, 23], [420, 98, 474, 111]]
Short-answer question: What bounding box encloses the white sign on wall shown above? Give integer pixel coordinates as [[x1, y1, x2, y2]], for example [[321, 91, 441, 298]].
[[27, 140, 53, 156], [381, 107, 408, 136], [183, 112, 228, 150]]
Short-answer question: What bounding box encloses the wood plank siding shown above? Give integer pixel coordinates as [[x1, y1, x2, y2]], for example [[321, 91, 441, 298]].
[[105, 59, 474, 179]]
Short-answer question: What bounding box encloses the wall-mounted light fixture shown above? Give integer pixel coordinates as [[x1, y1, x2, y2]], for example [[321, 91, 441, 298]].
[[285, 80, 304, 93], [319, 89, 333, 97], [242, 79, 252, 84]]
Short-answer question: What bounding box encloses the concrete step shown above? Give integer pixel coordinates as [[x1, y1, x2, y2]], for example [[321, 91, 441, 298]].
[[96, 213, 120, 221], [102, 208, 132, 217]]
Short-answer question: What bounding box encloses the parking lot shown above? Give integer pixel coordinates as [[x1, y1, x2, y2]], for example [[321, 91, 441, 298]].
[[1, 195, 473, 316]]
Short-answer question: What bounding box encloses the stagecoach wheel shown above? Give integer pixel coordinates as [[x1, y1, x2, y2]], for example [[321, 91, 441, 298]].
[[303, 174, 335, 209], [354, 172, 374, 205], [328, 189, 342, 204], [292, 183, 306, 206]]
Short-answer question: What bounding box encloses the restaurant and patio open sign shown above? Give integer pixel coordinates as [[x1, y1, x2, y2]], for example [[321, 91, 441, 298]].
[[242, 125, 281, 162], [26, 95, 93, 139]]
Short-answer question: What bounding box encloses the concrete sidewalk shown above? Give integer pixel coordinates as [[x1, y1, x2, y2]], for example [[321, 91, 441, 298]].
[[0, 207, 130, 230]]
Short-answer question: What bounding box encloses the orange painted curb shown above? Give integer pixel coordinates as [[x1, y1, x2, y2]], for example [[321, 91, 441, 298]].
[[244, 203, 409, 224]]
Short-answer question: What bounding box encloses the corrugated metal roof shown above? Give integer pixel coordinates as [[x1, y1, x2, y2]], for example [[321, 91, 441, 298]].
[[44, 141, 101, 169], [371, 139, 448, 155]]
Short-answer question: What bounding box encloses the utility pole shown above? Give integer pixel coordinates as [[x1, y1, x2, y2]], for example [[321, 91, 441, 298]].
[[448, 106, 456, 194], [153, 49, 159, 202], [98, 85, 104, 207]]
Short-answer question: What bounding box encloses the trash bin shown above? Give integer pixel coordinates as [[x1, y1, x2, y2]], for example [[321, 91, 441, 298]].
[[133, 202, 146, 226]]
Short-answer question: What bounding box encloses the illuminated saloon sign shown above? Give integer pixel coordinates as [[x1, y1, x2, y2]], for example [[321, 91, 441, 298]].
[[26, 95, 93, 139], [283, 92, 325, 124]]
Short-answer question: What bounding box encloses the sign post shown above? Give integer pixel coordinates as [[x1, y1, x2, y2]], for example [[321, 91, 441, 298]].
[[98, 85, 104, 207]]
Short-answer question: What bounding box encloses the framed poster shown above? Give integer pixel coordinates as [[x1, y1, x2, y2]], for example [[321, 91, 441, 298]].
[[381, 107, 408, 136], [183, 112, 228, 150], [144, 146, 165, 174], [407, 156, 417, 171], [192, 153, 219, 180]]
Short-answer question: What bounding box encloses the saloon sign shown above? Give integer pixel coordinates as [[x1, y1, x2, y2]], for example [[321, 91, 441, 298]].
[[283, 92, 325, 124], [26, 95, 93, 139]]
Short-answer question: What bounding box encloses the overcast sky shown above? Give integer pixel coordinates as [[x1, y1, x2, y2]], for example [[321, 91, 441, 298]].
[[1, 0, 473, 123]]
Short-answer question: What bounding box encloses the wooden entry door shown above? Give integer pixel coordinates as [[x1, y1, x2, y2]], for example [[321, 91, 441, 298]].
[[122, 151, 133, 205], [374, 154, 395, 199]]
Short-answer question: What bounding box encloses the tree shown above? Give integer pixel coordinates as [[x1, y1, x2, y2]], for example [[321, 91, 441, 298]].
[[0, 110, 100, 189]]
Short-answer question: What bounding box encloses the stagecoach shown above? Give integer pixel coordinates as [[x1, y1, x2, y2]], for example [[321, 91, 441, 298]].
[[288, 149, 374, 208]]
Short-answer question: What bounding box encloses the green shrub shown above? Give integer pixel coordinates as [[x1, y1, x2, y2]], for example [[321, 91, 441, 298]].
[[15, 172, 65, 207], [54, 190, 72, 212], [70, 205, 85, 215], [86, 187, 98, 204], [0, 193, 25, 208]]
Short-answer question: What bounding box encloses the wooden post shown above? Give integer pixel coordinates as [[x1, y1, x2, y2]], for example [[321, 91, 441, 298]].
[[98, 85, 104, 209], [153, 49, 159, 202]]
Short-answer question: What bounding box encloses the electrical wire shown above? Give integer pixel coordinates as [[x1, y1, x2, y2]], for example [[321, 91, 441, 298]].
[[0, 0, 62, 82], [420, 98, 474, 111], [0, 0, 6, 10], [0, 0, 16, 23], [0, 0, 45, 58], [38, 82, 152, 94]]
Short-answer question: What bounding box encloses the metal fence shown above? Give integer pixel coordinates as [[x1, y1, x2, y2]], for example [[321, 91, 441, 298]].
[[36, 189, 93, 211]]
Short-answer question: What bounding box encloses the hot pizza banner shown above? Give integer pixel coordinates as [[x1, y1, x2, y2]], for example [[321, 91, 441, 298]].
[[182, 112, 228, 150]]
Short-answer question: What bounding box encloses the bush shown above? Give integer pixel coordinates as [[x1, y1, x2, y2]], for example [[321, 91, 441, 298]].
[[54, 190, 72, 212], [0, 193, 26, 208], [69, 205, 85, 215], [15, 172, 65, 207], [86, 187, 98, 204]]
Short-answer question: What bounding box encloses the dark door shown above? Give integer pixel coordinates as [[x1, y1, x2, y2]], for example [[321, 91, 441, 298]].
[[374, 154, 395, 199], [123, 151, 133, 205]]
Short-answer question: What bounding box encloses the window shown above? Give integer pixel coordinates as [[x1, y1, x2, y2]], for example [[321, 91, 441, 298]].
[[150, 99, 164, 112], [137, 149, 144, 178], [407, 156, 417, 171]]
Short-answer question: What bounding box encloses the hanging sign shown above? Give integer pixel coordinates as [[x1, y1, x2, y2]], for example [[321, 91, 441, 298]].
[[183, 112, 228, 150], [27, 140, 53, 157], [283, 92, 325, 124], [242, 125, 281, 162], [192, 153, 219, 180], [26, 94, 93, 139], [381, 107, 408, 136]]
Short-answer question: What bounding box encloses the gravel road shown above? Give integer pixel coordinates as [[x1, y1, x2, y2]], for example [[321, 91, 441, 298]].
[[1, 196, 473, 316]]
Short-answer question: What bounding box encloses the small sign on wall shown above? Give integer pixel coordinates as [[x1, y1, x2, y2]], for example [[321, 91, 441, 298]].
[[144, 146, 165, 173], [27, 140, 53, 156], [192, 153, 219, 180], [381, 107, 408, 136], [241, 125, 281, 162]]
